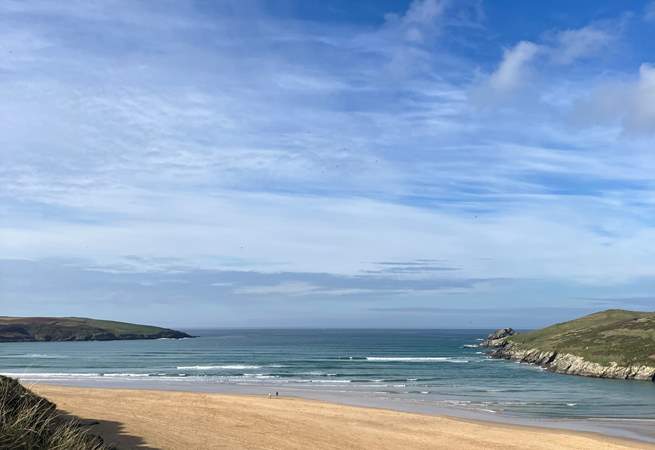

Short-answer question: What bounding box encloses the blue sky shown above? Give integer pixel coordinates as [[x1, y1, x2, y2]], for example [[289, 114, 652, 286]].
[[2, 0, 655, 328]]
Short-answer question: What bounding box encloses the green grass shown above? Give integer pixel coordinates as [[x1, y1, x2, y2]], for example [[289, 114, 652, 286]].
[[0, 316, 190, 342], [508, 309, 655, 366], [0, 376, 109, 450], [39, 317, 169, 336]]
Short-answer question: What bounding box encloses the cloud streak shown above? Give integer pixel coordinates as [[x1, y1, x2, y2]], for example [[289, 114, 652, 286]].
[[2, 1, 655, 326], [488, 41, 540, 92], [547, 23, 616, 65]]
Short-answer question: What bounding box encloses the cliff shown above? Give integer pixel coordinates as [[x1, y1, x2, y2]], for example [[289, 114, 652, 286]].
[[484, 309, 655, 382]]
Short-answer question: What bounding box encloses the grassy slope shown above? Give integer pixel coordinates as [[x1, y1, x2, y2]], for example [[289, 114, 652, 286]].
[[507, 309, 655, 366], [0, 376, 108, 449], [55, 317, 171, 334], [0, 316, 189, 342]]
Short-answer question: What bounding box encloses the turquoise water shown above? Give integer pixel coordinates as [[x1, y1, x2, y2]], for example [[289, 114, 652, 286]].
[[2, 329, 655, 420]]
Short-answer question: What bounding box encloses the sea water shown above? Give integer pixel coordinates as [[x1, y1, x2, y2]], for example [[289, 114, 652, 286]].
[[2, 329, 654, 440]]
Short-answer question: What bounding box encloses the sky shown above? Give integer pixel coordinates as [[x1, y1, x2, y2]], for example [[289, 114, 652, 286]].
[[2, 0, 655, 328]]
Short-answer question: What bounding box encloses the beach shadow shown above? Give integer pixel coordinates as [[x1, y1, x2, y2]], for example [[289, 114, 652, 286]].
[[60, 411, 161, 450]]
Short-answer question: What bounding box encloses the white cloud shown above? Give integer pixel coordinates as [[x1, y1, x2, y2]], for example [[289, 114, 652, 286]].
[[488, 41, 540, 91], [574, 63, 655, 135], [548, 24, 615, 65], [382, 0, 446, 36], [401, 0, 446, 42], [357, 0, 449, 79], [231, 282, 410, 297], [478, 22, 617, 103], [627, 63, 655, 133], [3, 183, 655, 285], [233, 282, 321, 296], [404, 0, 445, 25], [3, 0, 655, 326]]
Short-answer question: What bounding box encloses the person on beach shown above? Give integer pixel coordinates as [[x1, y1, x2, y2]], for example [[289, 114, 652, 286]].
[[275, 391, 279, 397]]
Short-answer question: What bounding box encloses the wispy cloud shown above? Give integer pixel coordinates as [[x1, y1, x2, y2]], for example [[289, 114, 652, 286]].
[[574, 296, 655, 308], [363, 259, 459, 275], [573, 63, 655, 135], [487, 41, 540, 92], [546, 23, 618, 65], [2, 1, 655, 326], [234, 282, 322, 296]]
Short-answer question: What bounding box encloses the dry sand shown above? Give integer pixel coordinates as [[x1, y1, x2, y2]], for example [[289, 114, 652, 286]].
[[32, 385, 652, 450]]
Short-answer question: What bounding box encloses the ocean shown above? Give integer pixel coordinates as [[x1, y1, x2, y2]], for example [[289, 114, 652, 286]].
[[2, 329, 655, 441]]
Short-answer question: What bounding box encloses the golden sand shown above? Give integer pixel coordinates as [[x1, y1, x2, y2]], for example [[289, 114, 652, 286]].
[[31, 385, 652, 450]]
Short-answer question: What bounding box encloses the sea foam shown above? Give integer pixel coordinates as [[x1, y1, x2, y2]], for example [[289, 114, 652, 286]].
[[365, 357, 469, 363], [177, 365, 261, 370]]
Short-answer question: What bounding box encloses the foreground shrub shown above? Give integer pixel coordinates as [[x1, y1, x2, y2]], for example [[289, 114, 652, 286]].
[[0, 376, 109, 450]]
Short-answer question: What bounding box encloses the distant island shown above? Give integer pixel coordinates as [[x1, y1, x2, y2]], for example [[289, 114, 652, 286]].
[[481, 309, 655, 381], [0, 317, 191, 342]]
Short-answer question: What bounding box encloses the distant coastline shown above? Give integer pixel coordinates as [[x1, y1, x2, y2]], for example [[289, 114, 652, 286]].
[[0, 316, 191, 342]]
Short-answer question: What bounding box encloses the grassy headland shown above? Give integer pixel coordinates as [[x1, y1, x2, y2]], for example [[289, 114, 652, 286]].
[[508, 310, 655, 367], [488, 309, 655, 380], [0, 316, 190, 342]]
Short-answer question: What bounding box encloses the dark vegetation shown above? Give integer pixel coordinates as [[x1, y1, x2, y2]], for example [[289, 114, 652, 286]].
[[0, 317, 190, 342], [0, 375, 109, 450]]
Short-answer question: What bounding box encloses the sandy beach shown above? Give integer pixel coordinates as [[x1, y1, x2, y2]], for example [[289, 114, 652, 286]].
[[30, 385, 652, 450]]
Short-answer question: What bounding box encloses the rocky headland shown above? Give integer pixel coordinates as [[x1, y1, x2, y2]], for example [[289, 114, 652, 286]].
[[482, 309, 655, 382]]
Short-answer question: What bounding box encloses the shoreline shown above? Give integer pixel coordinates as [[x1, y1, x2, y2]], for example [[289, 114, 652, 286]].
[[28, 382, 655, 449], [488, 344, 655, 382], [18, 377, 655, 444]]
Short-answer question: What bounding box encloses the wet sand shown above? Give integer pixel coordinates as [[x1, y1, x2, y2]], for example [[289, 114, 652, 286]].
[[32, 384, 653, 450]]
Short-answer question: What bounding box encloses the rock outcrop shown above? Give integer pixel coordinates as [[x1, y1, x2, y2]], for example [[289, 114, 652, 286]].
[[481, 310, 655, 382], [479, 327, 515, 348], [490, 341, 655, 382]]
